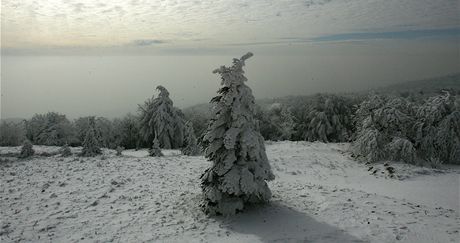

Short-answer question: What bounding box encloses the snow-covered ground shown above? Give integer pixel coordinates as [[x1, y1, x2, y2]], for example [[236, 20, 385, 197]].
[[1, 142, 458, 242]]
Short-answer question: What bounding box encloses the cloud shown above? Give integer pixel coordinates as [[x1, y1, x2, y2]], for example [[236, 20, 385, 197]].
[[72, 3, 85, 13], [311, 28, 460, 42], [304, 0, 333, 8], [2, 0, 458, 51], [227, 27, 460, 46], [129, 39, 168, 46]]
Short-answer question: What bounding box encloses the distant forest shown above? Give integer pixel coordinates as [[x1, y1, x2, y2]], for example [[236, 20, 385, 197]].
[[1, 73, 459, 166]]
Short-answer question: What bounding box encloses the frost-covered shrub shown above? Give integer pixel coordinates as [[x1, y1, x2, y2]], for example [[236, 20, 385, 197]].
[[200, 53, 274, 215], [182, 122, 200, 156], [20, 140, 35, 158], [81, 117, 102, 157], [427, 157, 443, 169], [414, 92, 460, 164], [138, 86, 185, 149], [149, 137, 163, 157], [59, 144, 72, 157], [116, 146, 124, 156]]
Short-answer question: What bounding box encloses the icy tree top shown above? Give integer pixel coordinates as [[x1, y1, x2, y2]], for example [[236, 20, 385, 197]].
[[156, 85, 170, 98], [213, 52, 253, 86]]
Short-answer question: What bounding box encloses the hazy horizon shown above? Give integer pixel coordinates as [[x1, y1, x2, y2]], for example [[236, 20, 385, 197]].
[[1, 0, 459, 119]]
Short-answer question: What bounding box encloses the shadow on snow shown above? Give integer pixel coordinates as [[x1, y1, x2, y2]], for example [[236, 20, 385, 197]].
[[218, 202, 365, 243]]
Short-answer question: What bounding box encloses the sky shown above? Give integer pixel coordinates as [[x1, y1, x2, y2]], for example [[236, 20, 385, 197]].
[[1, 0, 459, 119]]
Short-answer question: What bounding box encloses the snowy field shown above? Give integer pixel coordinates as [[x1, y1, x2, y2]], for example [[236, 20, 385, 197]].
[[1, 142, 459, 242]]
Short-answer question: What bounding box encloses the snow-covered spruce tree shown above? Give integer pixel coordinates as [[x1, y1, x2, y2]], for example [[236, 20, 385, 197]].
[[414, 92, 460, 164], [200, 52, 275, 215], [138, 86, 185, 149], [20, 139, 35, 158], [182, 121, 200, 156], [81, 117, 102, 157], [59, 143, 72, 157], [149, 137, 163, 157]]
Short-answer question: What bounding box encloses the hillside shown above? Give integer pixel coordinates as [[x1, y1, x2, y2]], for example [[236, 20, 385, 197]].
[[1, 142, 458, 242], [183, 73, 460, 114], [376, 73, 460, 96]]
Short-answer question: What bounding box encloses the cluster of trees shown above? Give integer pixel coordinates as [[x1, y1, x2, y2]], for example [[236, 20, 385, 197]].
[[186, 89, 458, 166], [253, 94, 358, 142], [0, 86, 199, 157], [352, 92, 459, 165], [0, 121, 26, 146], [0, 113, 142, 149], [294, 94, 356, 142], [3, 89, 457, 165]]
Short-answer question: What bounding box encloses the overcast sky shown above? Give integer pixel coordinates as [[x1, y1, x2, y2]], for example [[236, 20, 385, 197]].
[[1, 0, 459, 119]]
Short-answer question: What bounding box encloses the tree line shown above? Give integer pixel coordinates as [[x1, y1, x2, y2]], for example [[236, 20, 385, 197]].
[[1, 81, 458, 164]]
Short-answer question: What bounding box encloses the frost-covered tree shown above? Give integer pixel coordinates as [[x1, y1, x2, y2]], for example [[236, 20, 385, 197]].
[[352, 94, 416, 163], [116, 114, 141, 149], [301, 94, 355, 142], [74, 116, 120, 148], [386, 137, 416, 164], [182, 121, 200, 156], [149, 137, 163, 157], [262, 103, 295, 141], [25, 112, 74, 146], [352, 128, 385, 162], [20, 139, 34, 158], [183, 106, 211, 140], [173, 108, 186, 148], [138, 95, 156, 144], [414, 92, 460, 164], [96, 117, 118, 149], [138, 86, 185, 149], [81, 117, 102, 157], [59, 143, 72, 157], [0, 121, 25, 146], [200, 53, 275, 215]]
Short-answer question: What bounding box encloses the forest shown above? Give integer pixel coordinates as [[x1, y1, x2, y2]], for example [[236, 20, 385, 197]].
[[2, 75, 459, 166]]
